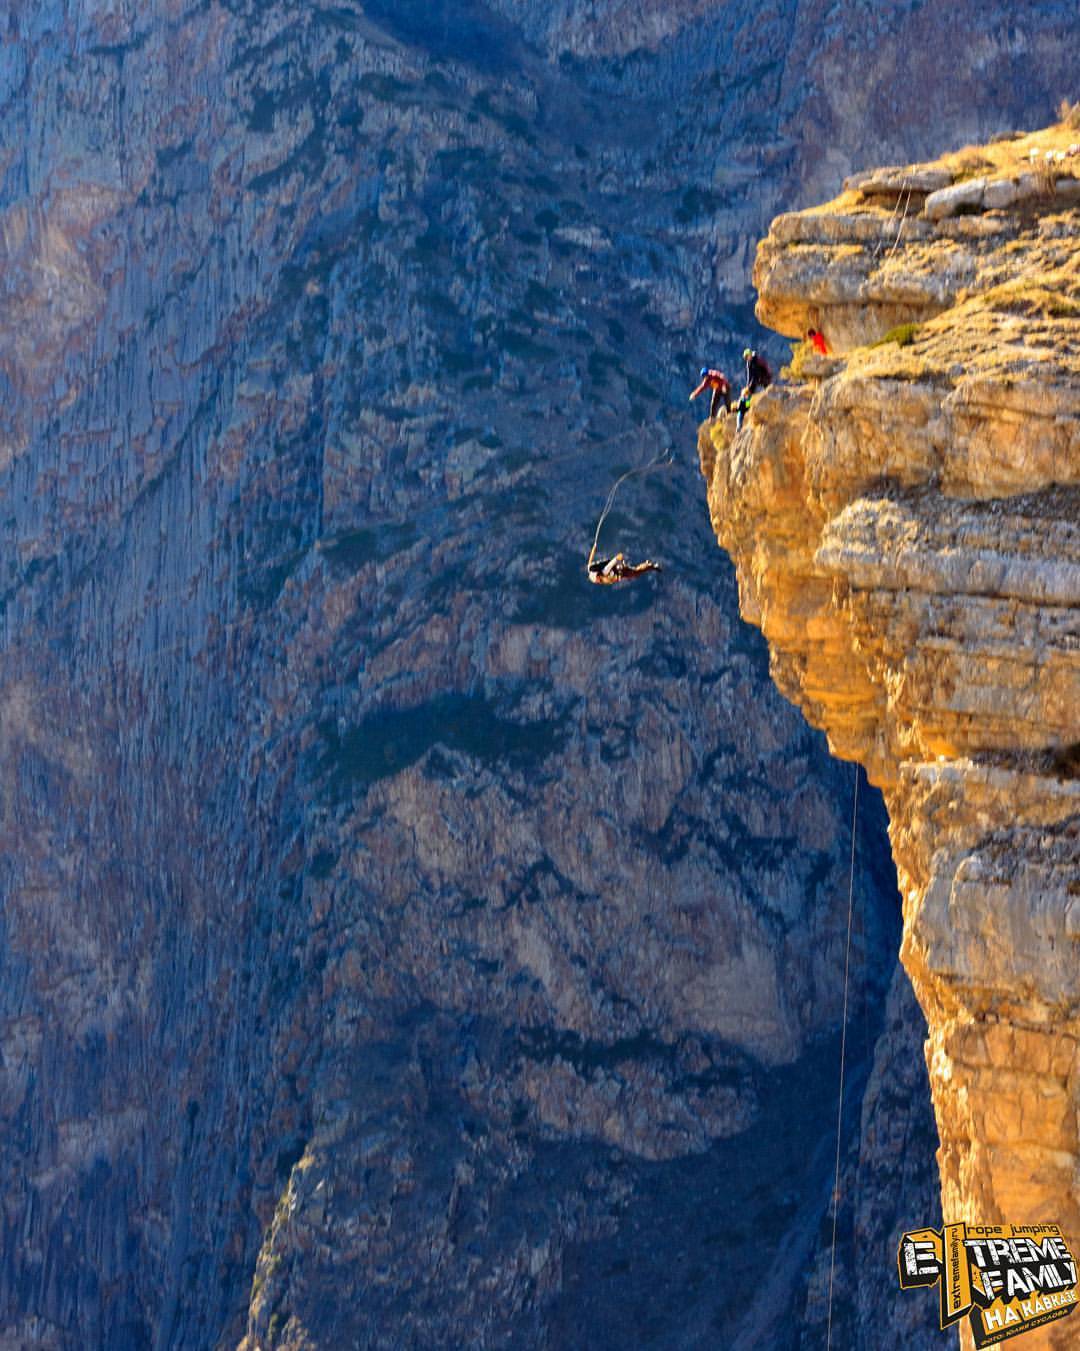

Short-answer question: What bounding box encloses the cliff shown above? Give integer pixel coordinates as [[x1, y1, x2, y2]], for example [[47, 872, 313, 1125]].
[[699, 115, 1080, 1347]]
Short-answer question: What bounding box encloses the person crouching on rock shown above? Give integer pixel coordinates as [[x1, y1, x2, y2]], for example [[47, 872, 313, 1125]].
[[587, 542, 662, 584], [688, 366, 732, 419], [807, 328, 829, 356]]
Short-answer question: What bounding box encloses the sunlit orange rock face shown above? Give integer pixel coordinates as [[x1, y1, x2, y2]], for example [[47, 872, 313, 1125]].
[[700, 120, 1080, 1350]]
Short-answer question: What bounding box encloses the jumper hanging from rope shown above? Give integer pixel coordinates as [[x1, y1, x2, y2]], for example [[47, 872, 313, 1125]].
[[586, 450, 671, 585]]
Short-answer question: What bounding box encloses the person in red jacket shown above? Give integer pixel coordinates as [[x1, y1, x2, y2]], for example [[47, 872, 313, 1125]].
[[688, 366, 732, 419], [807, 328, 830, 356]]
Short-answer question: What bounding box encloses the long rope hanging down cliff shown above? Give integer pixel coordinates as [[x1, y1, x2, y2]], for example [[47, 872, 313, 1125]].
[[827, 764, 860, 1350]]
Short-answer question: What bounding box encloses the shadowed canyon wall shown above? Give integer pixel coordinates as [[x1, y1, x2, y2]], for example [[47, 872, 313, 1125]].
[[1, 1, 1076, 1346]]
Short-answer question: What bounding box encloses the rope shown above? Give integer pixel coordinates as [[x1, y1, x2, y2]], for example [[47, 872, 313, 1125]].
[[589, 448, 673, 560], [884, 184, 914, 262], [871, 179, 912, 262], [309, 425, 670, 555], [826, 762, 859, 1350], [57, 431, 674, 671]]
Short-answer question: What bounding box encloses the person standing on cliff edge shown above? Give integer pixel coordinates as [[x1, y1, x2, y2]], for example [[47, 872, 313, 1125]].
[[743, 348, 772, 394], [731, 349, 772, 431], [688, 366, 732, 418]]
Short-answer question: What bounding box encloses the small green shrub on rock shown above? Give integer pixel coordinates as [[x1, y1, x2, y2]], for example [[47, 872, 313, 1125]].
[[870, 323, 920, 349]]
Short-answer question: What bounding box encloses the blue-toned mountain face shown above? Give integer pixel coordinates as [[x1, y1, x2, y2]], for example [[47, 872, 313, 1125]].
[[0, 2, 1074, 1347]]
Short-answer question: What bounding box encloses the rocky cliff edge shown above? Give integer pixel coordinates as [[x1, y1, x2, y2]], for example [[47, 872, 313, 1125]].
[[699, 115, 1080, 1347]]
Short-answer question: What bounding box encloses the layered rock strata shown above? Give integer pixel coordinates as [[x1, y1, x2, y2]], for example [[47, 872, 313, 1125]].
[[700, 118, 1080, 1348]]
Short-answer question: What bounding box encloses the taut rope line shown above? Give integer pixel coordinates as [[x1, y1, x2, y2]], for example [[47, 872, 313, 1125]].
[[826, 762, 860, 1350]]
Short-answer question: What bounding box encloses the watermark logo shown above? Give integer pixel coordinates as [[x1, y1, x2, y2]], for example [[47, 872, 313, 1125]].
[[898, 1224, 1078, 1346]]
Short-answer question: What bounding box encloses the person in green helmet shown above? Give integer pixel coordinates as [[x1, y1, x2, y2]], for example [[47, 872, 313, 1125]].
[[743, 348, 772, 395], [733, 349, 773, 432]]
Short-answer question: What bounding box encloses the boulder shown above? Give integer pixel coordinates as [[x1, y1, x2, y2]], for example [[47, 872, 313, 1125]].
[[923, 177, 987, 220], [857, 167, 954, 197], [982, 178, 1019, 209]]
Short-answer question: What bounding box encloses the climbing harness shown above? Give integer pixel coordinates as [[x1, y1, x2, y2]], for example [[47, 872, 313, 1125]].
[[826, 763, 860, 1351]]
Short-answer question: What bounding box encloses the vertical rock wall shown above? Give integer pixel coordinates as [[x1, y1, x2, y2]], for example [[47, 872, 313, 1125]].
[[700, 119, 1080, 1348]]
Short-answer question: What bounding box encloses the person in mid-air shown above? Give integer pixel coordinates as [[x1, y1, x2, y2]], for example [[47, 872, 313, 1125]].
[[587, 542, 662, 584], [807, 328, 829, 356], [743, 348, 772, 394], [688, 366, 732, 418]]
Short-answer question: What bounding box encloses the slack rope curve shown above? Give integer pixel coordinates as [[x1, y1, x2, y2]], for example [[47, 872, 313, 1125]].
[[589, 449, 674, 559]]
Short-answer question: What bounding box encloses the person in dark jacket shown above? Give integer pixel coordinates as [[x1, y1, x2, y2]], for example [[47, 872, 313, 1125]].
[[688, 366, 732, 418], [743, 348, 772, 394]]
